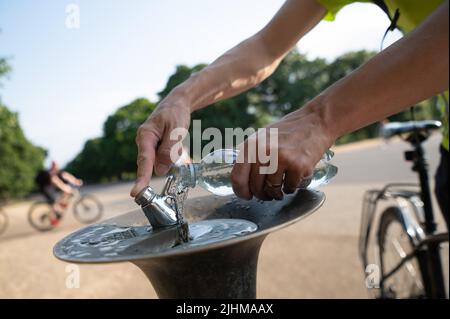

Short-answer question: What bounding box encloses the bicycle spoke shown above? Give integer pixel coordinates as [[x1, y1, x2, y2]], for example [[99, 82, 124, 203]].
[[73, 195, 102, 224], [28, 202, 54, 231], [383, 221, 423, 298]]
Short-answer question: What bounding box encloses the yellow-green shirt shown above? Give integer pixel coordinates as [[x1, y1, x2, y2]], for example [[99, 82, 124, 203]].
[[317, 0, 449, 150]]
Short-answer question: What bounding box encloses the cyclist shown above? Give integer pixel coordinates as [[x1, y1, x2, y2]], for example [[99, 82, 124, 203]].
[[35, 160, 83, 226], [131, 0, 449, 231]]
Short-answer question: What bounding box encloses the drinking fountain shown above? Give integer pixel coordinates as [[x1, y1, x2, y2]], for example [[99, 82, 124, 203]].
[[54, 189, 325, 298]]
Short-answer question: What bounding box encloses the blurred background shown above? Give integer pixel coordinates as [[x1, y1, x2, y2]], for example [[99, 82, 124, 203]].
[[0, 0, 447, 298]]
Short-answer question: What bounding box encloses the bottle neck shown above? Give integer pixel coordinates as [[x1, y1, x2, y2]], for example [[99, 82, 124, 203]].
[[186, 163, 197, 188], [169, 163, 197, 188]]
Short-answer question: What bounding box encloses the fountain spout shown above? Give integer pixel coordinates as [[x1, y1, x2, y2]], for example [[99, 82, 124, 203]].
[[134, 176, 191, 243], [134, 185, 179, 229]]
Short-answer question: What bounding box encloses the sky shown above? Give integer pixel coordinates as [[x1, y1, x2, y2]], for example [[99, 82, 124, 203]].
[[0, 0, 402, 166]]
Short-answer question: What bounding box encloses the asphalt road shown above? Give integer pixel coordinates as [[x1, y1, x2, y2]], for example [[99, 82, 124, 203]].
[[0, 134, 447, 298]]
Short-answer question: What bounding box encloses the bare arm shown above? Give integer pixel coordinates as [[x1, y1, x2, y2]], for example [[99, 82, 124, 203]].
[[316, 0, 449, 139], [61, 171, 83, 186], [177, 0, 326, 111], [51, 176, 72, 194], [131, 0, 326, 196], [231, 1, 449, 200]]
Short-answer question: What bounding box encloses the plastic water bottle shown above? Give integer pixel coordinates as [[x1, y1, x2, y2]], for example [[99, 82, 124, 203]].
[[167, 149, 338, 196]]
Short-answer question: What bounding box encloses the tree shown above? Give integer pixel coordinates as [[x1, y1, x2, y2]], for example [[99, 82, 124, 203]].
[[251, 50, 329, 117], [66, 49, 442, 183], [158, 64, 262, 152], [65, 98, 156, 182], [0, 58, 46, 200], [65, 138, 105, 183], [0, 58, 11, 90], [0, 104, 46, 199]]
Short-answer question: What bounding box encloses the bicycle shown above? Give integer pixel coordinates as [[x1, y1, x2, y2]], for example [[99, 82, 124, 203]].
[[359, 119, 449, 299], [0, 207, 8, 235], [28, 185, 103, 231]]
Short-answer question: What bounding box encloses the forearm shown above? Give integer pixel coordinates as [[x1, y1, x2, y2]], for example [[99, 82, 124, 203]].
[[170, 0, 326, 112], [51, 177, 70, 192], [310, 1, 449, 139], [173, 35, 282, 111], [61, 171, 78, 184], [131, 0, 327, 195]]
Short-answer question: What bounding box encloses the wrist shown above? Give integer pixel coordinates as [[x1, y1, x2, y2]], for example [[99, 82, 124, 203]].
[[162, 85, 194, 113], [302, 95, 341, 146]]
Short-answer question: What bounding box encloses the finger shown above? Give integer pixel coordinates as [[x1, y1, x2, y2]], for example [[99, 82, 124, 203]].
[[263, 169, 285, 200], [249, 163, 270, 200], [231, 142, 253, 199], [283, 161, 312, 194], [231, 161, 252, 200], [130, 130, 158, 197], [154, 128, 186, 176], [283, 166, 303, 194]]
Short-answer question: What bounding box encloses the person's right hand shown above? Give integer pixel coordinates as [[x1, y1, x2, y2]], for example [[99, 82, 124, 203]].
[[130, 96, 191, 197]]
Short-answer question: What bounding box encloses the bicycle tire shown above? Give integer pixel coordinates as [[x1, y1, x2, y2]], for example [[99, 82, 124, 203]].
[[73, 194, 103, 224], [0, 209, 8, 235], [378, 206, 425, 298], [28, 201, 54, 232]]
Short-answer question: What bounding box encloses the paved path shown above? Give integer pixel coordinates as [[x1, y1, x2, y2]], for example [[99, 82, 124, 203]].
[[0, 134, 447, 298]]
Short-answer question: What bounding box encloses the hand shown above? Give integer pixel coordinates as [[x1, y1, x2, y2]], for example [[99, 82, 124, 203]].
[[130, 95, 191, 197], [231, 102, 335, 200]]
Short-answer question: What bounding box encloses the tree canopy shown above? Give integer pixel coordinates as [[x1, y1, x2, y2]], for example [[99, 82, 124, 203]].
[[1, 47, 442, 196], [66, 48, 442, 183], [66, 98, 157, 182], [0, 58, 46, 200]]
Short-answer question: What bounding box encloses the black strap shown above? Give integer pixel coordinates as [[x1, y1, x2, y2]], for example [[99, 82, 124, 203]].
[[372, 0, 401, 50]]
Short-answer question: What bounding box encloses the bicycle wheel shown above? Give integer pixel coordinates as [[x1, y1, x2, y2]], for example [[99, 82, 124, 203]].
[[73, 194, 103, 224], [28, 201, 54, 232], [0, 209, 8, 235], [378, 207, 425, 298]]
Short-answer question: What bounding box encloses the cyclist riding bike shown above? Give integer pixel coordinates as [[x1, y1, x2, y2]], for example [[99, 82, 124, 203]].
[[35, 160, 83, 226]]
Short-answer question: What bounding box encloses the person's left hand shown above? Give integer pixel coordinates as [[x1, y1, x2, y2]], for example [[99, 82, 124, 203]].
[[231, 103, 336, 200]]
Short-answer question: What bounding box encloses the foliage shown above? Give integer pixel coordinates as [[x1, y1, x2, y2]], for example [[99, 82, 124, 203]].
[[66, 49, 442, 182], [65, 98, 156, 182], [0, 104, 47, 199], [0, 59, 47, 200], [0, 57, 12, 90]]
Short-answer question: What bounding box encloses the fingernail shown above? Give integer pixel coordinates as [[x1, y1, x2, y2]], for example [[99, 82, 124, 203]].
[[156, 164, 169, 176]]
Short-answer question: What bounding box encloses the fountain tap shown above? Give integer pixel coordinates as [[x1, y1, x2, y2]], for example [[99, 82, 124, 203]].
[[134, 184, 179, 229]]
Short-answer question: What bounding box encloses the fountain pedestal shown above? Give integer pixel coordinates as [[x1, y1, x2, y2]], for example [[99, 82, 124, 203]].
[[54, 190, 325, 298]]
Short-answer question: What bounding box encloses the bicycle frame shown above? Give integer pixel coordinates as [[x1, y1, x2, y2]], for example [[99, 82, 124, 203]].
[[359, 130, 448, 298], [56, 185, 82, 208]]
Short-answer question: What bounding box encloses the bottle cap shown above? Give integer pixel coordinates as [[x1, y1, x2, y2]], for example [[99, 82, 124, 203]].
[[134, 186, 156, 206]]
